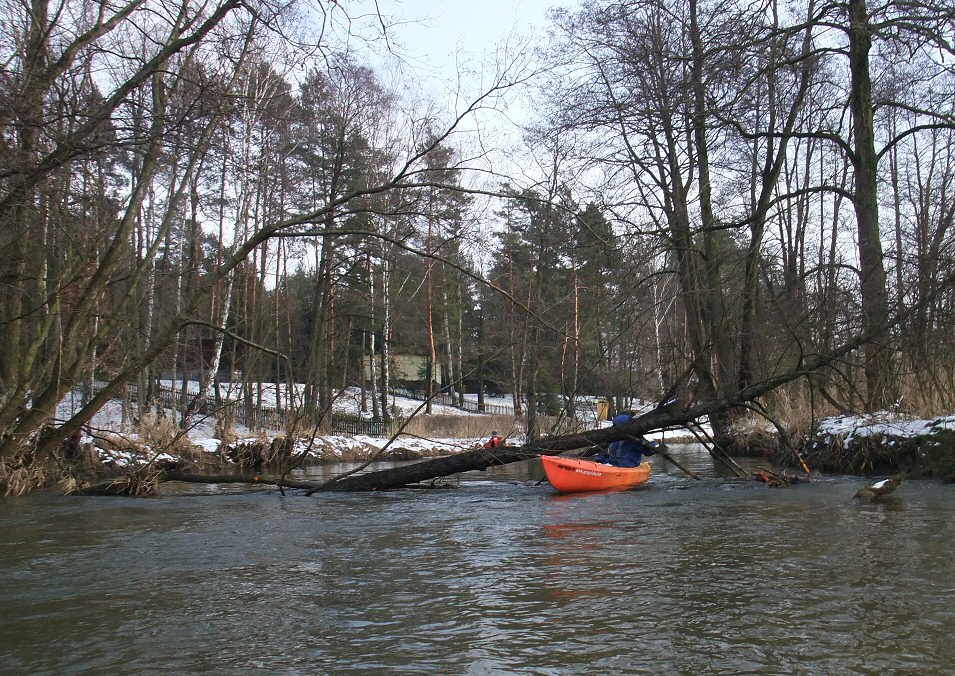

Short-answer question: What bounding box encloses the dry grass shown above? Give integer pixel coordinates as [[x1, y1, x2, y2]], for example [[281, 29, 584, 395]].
[[99, 465, 163, 496], [0, 428, 83, 495], [136, 410, 207, 462], [397, 414, 522, 441], [214, 410, 237, 446], [895, 366, 955, 417], [757, 383, 837, 438], [1, 431, 100, 496], [0, 459, 44, 497], [56, 475, 80, 494], [225, 435, 295, 471], [724, 428, 781, 457], [757, 362, 955, 423], [137, 411, 188, 452]]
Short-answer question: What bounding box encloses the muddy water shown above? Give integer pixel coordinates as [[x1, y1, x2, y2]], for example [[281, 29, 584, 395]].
[[2, 445, 954, 673]]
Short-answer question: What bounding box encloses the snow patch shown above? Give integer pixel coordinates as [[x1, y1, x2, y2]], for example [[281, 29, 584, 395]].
[[817, 411, 955, 446]]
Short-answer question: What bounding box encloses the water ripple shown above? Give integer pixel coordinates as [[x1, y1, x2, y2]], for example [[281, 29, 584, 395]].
[[3, 470, 955, 673]]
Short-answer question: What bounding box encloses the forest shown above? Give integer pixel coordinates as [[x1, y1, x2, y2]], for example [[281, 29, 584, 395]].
[[2, 0, 955, 492]]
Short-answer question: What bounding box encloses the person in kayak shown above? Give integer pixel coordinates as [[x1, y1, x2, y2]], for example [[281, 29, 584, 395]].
[[595, 412, 657, 467], [484, 431, 505, 448]]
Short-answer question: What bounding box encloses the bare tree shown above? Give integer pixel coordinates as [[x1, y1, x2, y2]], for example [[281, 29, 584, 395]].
[[0, 0, 535, 464]]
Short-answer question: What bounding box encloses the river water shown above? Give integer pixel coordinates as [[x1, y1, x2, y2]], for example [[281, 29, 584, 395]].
[[2, 445, 954, 674]]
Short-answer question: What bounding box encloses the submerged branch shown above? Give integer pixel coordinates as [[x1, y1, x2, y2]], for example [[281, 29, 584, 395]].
[[72, 470, 320, 495]]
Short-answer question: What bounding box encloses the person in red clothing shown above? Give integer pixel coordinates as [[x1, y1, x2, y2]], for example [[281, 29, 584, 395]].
[[484, 430, 504, 448]]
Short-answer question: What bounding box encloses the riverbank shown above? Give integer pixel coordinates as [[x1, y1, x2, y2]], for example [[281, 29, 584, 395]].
[[728, 411, 955, 479], [6, 395, 955, 496]]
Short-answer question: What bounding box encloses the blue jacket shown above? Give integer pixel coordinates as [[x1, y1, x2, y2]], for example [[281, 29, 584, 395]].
[[596, 413, 657, 467]]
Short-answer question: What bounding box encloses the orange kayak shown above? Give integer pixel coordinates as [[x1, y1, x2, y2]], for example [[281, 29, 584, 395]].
[[540, 455, 650, 493]]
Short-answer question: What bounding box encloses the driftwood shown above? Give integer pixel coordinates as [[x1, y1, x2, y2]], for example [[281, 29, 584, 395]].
[[852, 473, 905, 501], [74, 470, 320, 495], [752, 466, 811, 488]]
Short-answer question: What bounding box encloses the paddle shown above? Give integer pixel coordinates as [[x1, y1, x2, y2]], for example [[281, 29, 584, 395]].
[[623, 434, 700, 480]]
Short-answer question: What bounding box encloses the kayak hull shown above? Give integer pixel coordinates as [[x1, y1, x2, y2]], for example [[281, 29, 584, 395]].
[[540, 455, 650, 493]]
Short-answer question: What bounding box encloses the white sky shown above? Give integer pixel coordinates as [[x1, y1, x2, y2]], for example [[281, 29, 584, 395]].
[[345, 0, 580, 233], [366, 0, 578, 131], [382, 0, 568, 78]]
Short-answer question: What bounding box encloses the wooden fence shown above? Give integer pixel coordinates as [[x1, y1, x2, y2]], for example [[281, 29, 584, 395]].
[[388, 387, 514, 416]]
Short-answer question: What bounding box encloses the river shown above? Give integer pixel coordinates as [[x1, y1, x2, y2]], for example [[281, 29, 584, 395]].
[[2, 445, 954, 674]]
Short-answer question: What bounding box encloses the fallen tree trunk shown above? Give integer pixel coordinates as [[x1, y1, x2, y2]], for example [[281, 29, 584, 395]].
[[315, 354, 847, 491], [75, 356, 837, 496], [313, 403, 690, 492], [74, 376, 802, 495], [309, 446, 543, 493]]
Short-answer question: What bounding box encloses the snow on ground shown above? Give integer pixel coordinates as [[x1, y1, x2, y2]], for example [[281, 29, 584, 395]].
[[62, 384, 955, 466], [334, 387, 491, 418], [151, 380, 510, 418], [293, 434, 484, 461], [54, 384, 709, 461], [54, 387, 497, 465], [817, 411, 955, 447], [156, 381, 625, 421], [818, 412, 955, 438]]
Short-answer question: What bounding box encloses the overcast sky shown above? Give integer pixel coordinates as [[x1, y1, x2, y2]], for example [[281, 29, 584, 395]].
[[387, 0, 561, 66], [340, 1, 581, 205]]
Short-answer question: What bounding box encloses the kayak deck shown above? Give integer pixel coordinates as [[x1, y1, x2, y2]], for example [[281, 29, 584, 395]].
[[540, 455, 650, 493]]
